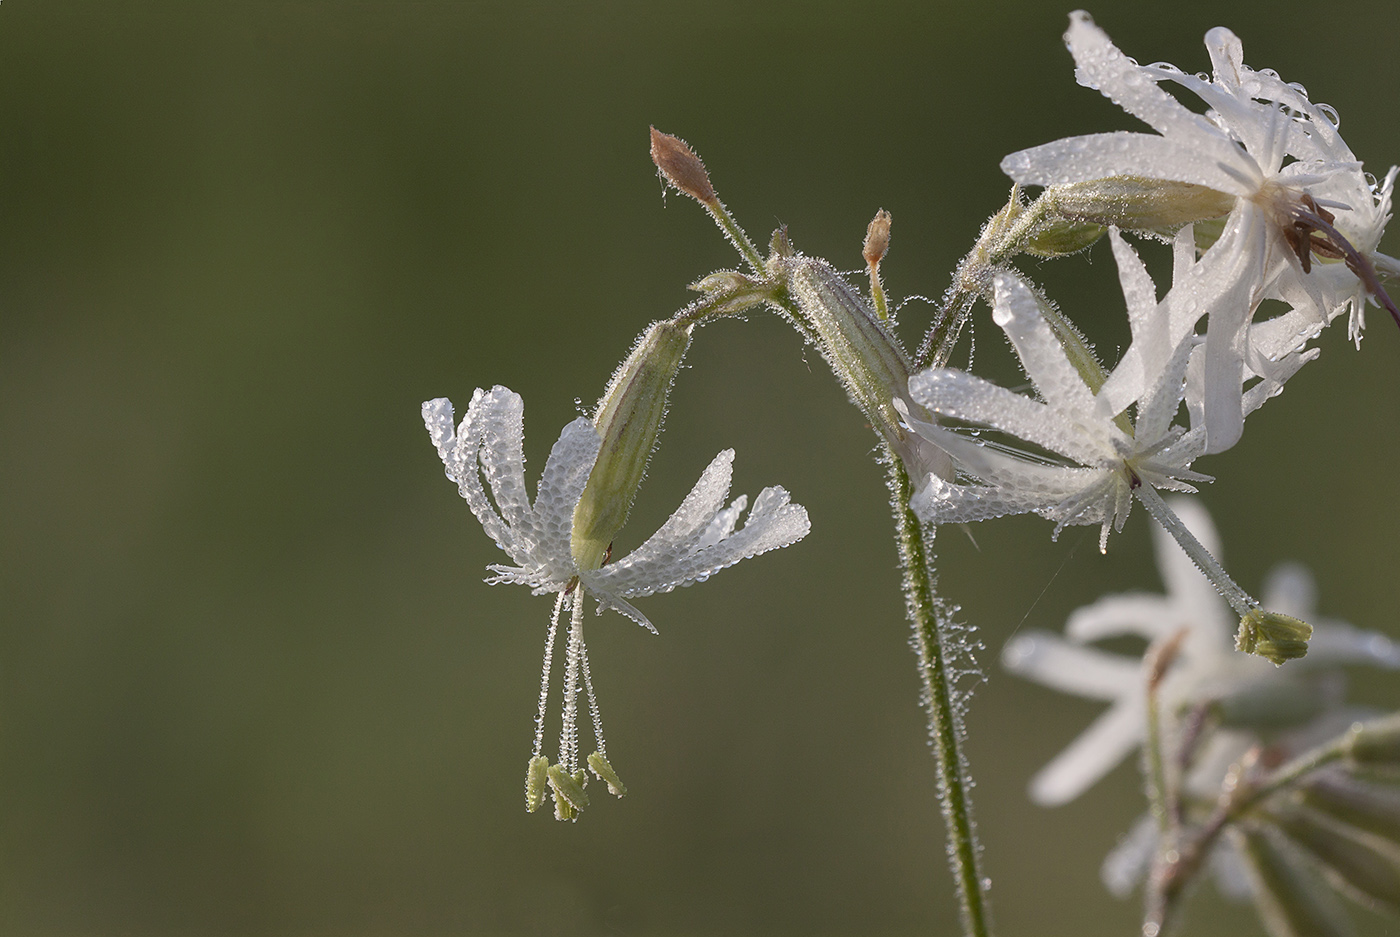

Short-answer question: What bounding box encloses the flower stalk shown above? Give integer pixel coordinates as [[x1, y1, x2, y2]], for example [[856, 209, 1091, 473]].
[[891, 455, 993, 937]]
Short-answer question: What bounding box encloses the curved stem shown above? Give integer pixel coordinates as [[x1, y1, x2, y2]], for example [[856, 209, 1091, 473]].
[[889, 454, 993, 937]]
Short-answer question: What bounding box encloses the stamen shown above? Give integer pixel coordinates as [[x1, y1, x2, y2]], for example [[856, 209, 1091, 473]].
[[1291, 200, 1400, 329], [559, 593, 586, 772], [578, 619, 607, 756], [533, 592, 567, 758]]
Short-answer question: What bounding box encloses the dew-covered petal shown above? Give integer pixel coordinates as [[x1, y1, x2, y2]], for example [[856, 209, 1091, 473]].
[[474, 386, 540, 539], [531, 417, 601, 564], [1002, 631, 1141, 700], [696, 495, 747, 550], [1194, 205, 1270, 453], [1111, 228, 1161, 347], [423, 397, 461, 474], [591, 486, 810, 600], [1029, 697, 1145, 806], [604, 449, 736, 573], [911, 471, 1096, 527], [1132, 354, 1193, 461], [909, 368, 1110, 466], [1065, 11, 1221, 142], [424, 391, 520, 559], [907, 425, 1105, 526], [1002, 131, 1253, 197], [991, 272, 1101, 419], [585, 588, 658, 634]]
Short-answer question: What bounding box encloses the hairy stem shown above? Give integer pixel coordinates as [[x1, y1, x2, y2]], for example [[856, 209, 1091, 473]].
[[889, 455, 992, 937]]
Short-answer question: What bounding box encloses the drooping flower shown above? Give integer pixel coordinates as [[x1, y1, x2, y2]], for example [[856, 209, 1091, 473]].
[[1002, 496, 1400, 809], [1002, 12, 1398, 452], [424, 386, 809, 819]]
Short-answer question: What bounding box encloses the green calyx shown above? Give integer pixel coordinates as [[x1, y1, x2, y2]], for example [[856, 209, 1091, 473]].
[[571, 319, 692, 572]]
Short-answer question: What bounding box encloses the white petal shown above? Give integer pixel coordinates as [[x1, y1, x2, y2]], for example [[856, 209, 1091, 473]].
[[1193, 206, 1269, 453], [1001, 631, 1140, 700], [529, 417, 601, 565], [991, 273, 1100, 418], [422, 397, 459, 472], [910, 470, 1094, 527], [431, 390, 517, 559], [1102, 813, 1158, 898], [1001, 132, 1253, 196], [604, 449, 735, 573], [1111, 228, 1160, 346], [590, 486, 809, 600], [1261, 562, 1315, 619], [1066, 12, 1221, 144], [909, 368, 1109, 466], [1065, 593, 1180, 643], [585, 589, 658, 634], [1306, 621, 1400, 669], [1131, 330, 1195, 446], [475, 386, 539, 538], [1029, 697, 1144, 805]]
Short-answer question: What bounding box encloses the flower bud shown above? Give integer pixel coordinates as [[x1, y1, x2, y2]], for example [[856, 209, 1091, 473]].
[[525, 754, 550, 813], [1269, 805, 1400, 912], [780, 253, 953, 486], [863, 209, 893, 321], [1299, 772, 1400, 848], [1043, 176, 1235, 234], [1023, 219, 1105, 258], [782, 254, 913, 450], [1236, 609, 1313, 665], [572, 319, 692, 571], [1231, 824, 1352, 937], [863, 209, 892, 269], [649, 127, 716, 204], [587, 751, 627, 798]]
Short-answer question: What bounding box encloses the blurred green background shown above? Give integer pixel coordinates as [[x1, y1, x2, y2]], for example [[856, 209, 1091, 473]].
[[2, 2, 1399, 934]]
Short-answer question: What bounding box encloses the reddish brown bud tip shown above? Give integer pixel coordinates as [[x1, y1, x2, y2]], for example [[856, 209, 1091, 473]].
[[649, 126, 716, 203], [863, 209, 892, 268]]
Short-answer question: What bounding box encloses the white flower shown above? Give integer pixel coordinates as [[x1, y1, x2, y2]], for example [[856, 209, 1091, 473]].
[[424, 386, 809, 818], [904, 230, 1210, 553], [1002, 12, 1398, 452], [1002, 497, 1400, 809]]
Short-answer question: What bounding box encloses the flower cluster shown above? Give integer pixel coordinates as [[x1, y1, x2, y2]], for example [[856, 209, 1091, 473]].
[[1002, 11, 1397, 454]]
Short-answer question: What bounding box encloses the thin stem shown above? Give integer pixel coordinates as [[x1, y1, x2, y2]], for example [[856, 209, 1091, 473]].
[[701, 197, 766, 276], [1147, 726, 1353, 933], [889, 454, 992, 937], [1133, 484, 1258, 617], [1143, 676, 1171, 835], [533, 591, 568, 757]]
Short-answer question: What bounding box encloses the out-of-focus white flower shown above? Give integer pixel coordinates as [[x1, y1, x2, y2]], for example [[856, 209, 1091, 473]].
[[424, 386, 809, 818], [904, 231, 1210, 554], [1002, 12, 1398, 453], [1003, 497, 1400, 808]]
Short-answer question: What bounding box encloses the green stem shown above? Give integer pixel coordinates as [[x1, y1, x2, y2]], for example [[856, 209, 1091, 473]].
[[889, 455, 993, 937], [1147, 726, 1351, 933], [1143, 680, 1171, 834], [701, 197, 766, 276]]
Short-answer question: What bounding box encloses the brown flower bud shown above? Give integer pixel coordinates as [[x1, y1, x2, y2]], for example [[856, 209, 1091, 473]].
[[649, 126, 716, 203], [863, 209, 892, 268]]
